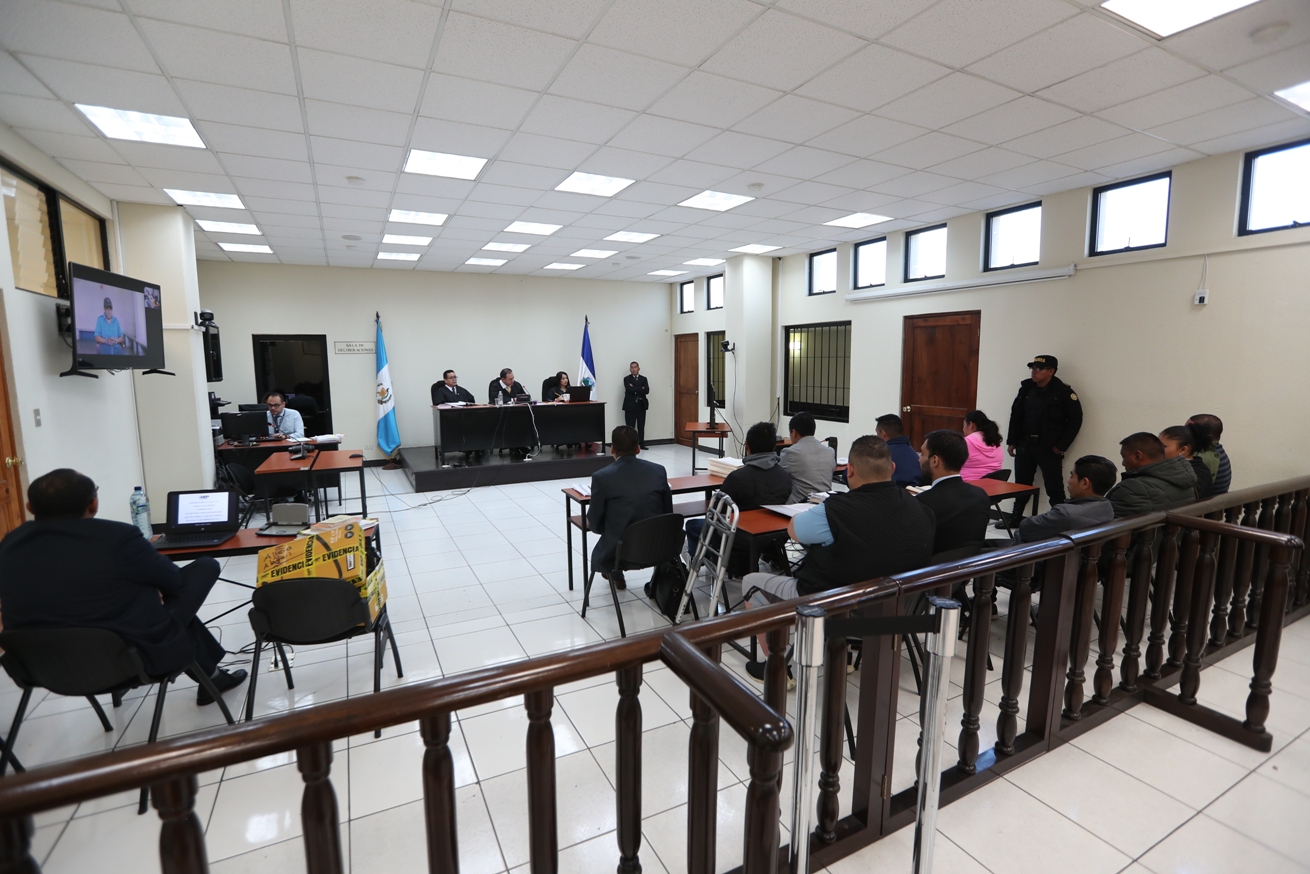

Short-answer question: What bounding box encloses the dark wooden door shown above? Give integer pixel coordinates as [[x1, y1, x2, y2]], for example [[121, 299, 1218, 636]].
[[252, 335, 332, 437], [900, 311, 980, 448], [0, 332, 26, 535], [674, 333, 699, 447]]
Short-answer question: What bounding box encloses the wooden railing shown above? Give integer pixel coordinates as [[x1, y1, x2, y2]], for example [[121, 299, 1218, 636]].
[[0, 476, 1304, 874]]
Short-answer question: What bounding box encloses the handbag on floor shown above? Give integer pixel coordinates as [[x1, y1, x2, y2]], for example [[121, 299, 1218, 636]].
[[644, 557, 690, 623]]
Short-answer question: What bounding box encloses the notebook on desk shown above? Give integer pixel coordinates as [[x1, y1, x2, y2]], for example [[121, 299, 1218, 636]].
[[151, 490, 241, 549]]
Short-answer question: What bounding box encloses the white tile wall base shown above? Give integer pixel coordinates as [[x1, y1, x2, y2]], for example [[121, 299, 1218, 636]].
[[15, 445, 1310, 873]]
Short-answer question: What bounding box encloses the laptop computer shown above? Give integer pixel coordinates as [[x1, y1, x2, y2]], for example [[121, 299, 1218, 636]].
[[152, 490, 241, 549], [566, 385, 592, 402]]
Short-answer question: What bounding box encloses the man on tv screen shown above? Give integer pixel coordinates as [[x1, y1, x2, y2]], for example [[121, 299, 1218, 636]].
[[94, 297, 125, 355]]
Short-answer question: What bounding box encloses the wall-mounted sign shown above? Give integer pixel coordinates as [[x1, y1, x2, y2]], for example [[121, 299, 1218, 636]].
[[334, 341, 375, 354]]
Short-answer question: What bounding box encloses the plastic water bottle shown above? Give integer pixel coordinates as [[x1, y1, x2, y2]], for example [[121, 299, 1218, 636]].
[[130, 487, 152, 539], [495, 392, 503, 407]]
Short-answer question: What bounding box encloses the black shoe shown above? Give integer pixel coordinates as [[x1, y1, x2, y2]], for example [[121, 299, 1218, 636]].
[[744, 659, 795, 689], [197, 668, 248, 706], [602, 570, 626, 590]]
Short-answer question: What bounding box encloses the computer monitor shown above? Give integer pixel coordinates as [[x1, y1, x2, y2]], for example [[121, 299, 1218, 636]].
[[513, 394, 532, 404], [67, 263, 165, 371], [237, 403, 269, 412], [220, 410, 269, 441], [566, 385, 592, 402]]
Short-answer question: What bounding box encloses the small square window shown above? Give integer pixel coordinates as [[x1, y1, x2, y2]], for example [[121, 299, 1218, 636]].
[[1239, 137, 1310, 235], [1090, 172, 1170, 256], [706, 274, 724, 309], [809, 249, 836, 295], [904, 225, 947, 282], [985, 203, 1041, 271], [853, 238, 886, 289], [678, 280, 694, 313]]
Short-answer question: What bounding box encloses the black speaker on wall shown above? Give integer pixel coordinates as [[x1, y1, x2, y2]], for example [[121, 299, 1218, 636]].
[[197, 310, 223, 382]]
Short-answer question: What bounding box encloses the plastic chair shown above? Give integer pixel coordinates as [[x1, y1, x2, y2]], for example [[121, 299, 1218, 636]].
[[581, 513, 687, 638], [245, 579, 402, 736], [0, 627, 234, 813], [675, 492, 739, 624]]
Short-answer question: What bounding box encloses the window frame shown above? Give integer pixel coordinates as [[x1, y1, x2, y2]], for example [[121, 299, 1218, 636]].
[[903, 223, 947, 283], [983, 201, 1042, 272], [1089, 171, 1171, 257], [808, 248, 837, 296], [783, 319, 852, 424], [705, 330, 725, 409], [706, 273, 724, 310], [852, 236, 887, 289], [1238, 136, 1310, 237], [0, 156, 110, 299], [678, 280, 694, 313]]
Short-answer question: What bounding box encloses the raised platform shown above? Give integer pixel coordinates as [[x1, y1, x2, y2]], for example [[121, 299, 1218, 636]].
[[398, 444, 613, 492]]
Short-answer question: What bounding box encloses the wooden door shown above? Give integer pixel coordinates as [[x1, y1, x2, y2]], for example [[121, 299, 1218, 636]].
[[0, 331, 26, 535], [900, 311, 981, 448], [674, 333, 699, 447]]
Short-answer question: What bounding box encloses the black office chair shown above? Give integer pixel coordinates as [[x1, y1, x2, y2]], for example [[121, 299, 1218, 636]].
[[0, 627, 234, 813], [581, 513, 686, 638], [825, 437, 844, 485], [983, 469, 1012, 482], [245, 579, 402, 736], [285, 395, 320, 439]]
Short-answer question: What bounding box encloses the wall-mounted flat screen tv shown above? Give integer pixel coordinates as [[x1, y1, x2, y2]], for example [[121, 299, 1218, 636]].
[[68, 262, 165, 371]]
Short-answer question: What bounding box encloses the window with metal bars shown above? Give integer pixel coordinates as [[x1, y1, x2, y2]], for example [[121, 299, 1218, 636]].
[[706, 330, 725, 408], [784, 321, 851, 422]]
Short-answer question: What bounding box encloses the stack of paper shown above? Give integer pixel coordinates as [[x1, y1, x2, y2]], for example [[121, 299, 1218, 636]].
[[707, 457, 743, 478], [572, 483, 592, 497]]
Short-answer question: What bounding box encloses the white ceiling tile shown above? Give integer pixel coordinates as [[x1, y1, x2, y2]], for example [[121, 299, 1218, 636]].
[[290, 0, 442, 68], [733, 96, 859, 144], [881, 0, 1077, 68], [519, 95, 637, 144], [173, 80, 304, 131], [548, 44, 688, 112], [941, 97, 1080, 146], [774, 0, 936, 40], [771, 180, 859, 206], [433, 12, 575, 91], [685, 131, 791, 169], [1022, 170, 1110, 195], [607, 115, 719, 158], [394, 174, 474, 200], [647, 72, 782, 128], [308, 136, 403, 172], [86, 182, 172, 203], [256, 214, 320, 230], [805, 115, 927, 157], [135, 166, 230, 189], [966, 13, 1145, 93], [796, 44, 950, 113], [962, 192, 1031, 211], [616, 181, 702, 206], [197, 121, 309, 161], [873, 171, 957, 198], [1095, 76, 1252, 131], [820, 190, 904, 213], [410, 117, 512, 156], [1189, 117, 1310, 157], [54, 159, 150, 186], [127, 0, 289, 41], [929, 147, 1032, 179], [1037, 49, 1207, 114], [137, 20, 297, 94], [258, 224, 322, 238], [0, 0, 159, 72], [920, 180, 1010, 205], [231, 176, 316, 201], [1004, 116, 1130, 159], [1093, 147, 1204, 182], [879, 74, 1023, 131], [1148, 97, 1298, 146], [448, 0, 611, 40], [591, 200, 665, 219], [10, 128, 123, 162], [701, 10, 866, 92], [1162, 0, 1310, 72], [589, 0, 761, 67], [110, 141, 225, 172], [875, 132, 983, 168], [647, 160, 738, 189], [530, 190, 601, 212], [752, 146, 855, 179], [304, 101, 414, 149], [1223, 42, 1310, 93], [319, 185, 390, 208], [243, 196, 319, 215], [297, 49, 423, 113], [1054, 132, 1175, 172], [976, 160, 1079, 190], [577, 147, 673, 180], [466, 182, 541, 207], [813, 159, 906, 189], [479, 161, 566, 190], [497, 132, 598, 169], [17, 56, 185, 115], [219, 154, 313, 184], [0, 52, 54, 98]]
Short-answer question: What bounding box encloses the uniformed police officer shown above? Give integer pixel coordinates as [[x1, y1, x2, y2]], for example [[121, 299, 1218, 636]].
[[1003, 354, 1083, 525]]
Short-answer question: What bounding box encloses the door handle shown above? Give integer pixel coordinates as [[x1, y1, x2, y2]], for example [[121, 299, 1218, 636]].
[[4, 457, 22, 468], [902, 406, 911, 413]]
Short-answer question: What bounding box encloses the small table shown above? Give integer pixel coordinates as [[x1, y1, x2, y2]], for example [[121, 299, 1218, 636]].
[[255, 450, 320, 520], [686, 423, 732, 474], [311, 450, 368, 520], [965, 478, 1042, 535]]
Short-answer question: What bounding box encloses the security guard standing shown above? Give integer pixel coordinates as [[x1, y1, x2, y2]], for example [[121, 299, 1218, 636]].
[[1004, 354, 1082, 525]]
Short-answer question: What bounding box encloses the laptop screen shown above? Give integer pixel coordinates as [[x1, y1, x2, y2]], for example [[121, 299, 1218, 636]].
[[167, 490, 239, 531]]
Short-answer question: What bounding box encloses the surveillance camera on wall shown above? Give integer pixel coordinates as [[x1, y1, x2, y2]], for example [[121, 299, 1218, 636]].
[[720, 339, 734, 353]]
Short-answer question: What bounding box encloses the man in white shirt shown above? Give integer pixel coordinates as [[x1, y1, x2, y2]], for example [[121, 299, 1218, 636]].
[[264, 391, 304, 438]]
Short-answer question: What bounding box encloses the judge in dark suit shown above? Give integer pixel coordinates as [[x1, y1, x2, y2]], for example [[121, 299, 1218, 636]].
[[0, 469, 247, 706], [432, 369, 476, 405], [587, 426, 672, 588], [915, 430, 992, 555], [488, 368, 528, 404], [622, 361, 650, 448]]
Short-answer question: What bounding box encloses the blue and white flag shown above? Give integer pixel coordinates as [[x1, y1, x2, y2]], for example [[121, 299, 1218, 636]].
[[577, 316, 597, 389], [375, 313, 401, 457]]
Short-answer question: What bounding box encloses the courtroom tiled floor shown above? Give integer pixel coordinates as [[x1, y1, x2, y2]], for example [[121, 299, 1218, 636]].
[[12, 445, 1310, 873]]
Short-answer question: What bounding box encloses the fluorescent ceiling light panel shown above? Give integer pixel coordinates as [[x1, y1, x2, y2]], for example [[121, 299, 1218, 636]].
[[1274, 79, 1310, 112], [504, 221, 561, 235], [824, 212, 893, 229], [730, 244, 780, 254], [75, 104, 205, 148], [649, 269, 686, 276], [218, 242, 272, 254], [572, 249, 618, 258], [465, 257, 506, 266], [196, 220, 259, 235], [388, 209, 447, 226], [381, 234, 432, 246], [683, 258, 725, 266], [555, 171, 635, 197], [545, 263, 584, 270], [678, 190, 754, 211], [605, 231, 659, 243], [165, 189, 244, 209], [1100, 0, 1261, 37], [377, 251, 420, 261], [403, 149, 487, 180], [483, 242, 530, 252]]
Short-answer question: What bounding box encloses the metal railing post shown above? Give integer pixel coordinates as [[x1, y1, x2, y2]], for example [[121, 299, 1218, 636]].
[[789, 605, 826, 874], [913, 596, 961, 874]]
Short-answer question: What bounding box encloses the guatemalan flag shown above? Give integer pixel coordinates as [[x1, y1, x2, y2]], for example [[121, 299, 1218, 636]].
[[375, 313, 401, 457], [577, 316, 597, 389]]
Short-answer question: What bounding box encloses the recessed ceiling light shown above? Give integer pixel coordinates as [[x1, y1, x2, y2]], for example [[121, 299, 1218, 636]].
[[1274, 79, 1310, 112], [605, 231, 659, 243], [403, 149, 487, 180], [572, 249, 618, 258], [684, 258, 725, 267], [730, 244, 781, 254], [678, 190, 754, 211], [165, 189, 244, 209], [219, 242, 273, 254], [555, 171, 635, 197], [1250, 21, 1291, 43], [1100, 0, 1261, 38], [388, 209, 448, 226], [75, 104, 205, 148], [465, 257, 507, 266], [545, 263, 585, 270], [377, 252, 420, 261], [648, 269, 686, 276], [382, 234, 433, 246], [342, 234, 362, 241], [196, 220, 259, 235], [484, 242, 530, 253], [824, 212, 893, 229], [504, 221, 561, 236], [345, 175, 366, 185]]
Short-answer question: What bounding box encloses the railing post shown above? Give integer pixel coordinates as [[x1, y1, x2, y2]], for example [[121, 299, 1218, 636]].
[[743, 740, 784, 874], [0, 815, 40, 874], [1120, 533, 1155, 692], [1245, 543, 1295, 734], [957, 572, 994, 774], [1289, 490, 1309, 607], [1229, 501, 1262, 636], [1093, 535, 1129, 705], [1165, 528, 1200, 671], [1247, 497, 1278, 627], [1063, 542, 1102, 720], [913, 597, 960, 874], [154, 776, 209, 874], [615, 665, 643, 874], [995, 563, 1032, 755], [420, 712, 459, 874], [297, 743, 343, 874], [788, 605, 825, 874], [764, 626, 790, 797], [1179, 530, 1221, 704], [816, 632, 846, 844], [687, 645, 720, 874], [525, 689, 558, 874], [1144, 525, 1180, 679], [1209, 508, 1241, 646]]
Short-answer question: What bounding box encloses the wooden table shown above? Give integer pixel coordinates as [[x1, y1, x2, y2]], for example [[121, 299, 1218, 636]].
[[312, 450, 368, 520], [255, 450, 320, 520], [686, 422, 731, 474], [965, 478, 1041, 535], [434, 402, 607, 463]]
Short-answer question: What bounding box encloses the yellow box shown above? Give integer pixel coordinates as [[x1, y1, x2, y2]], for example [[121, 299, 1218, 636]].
[[257, 520, 387, 623]]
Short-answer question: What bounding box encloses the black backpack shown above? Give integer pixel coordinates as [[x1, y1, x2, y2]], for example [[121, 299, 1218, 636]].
[[644, 557, 690, 623]]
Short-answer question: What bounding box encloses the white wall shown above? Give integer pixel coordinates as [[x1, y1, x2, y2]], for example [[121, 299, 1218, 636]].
[[197, 262, 675, 458]]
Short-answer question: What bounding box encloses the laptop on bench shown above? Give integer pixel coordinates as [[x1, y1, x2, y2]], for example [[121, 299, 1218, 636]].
[[151, 490, 241, 549]]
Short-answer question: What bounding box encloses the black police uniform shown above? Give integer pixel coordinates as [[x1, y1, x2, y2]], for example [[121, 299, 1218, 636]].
[[1006, 357, 1082, 517]]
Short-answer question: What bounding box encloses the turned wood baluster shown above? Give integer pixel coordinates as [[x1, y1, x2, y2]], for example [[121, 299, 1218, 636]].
[[1246, 543, 1295, 734], [741, 743, 784, 874], [1228, 502, 1262, 636], [957, 572, 995, 774], [1093, 535, 1129, 705], [1247, 497, 1278, 628], [615, 665, 643, 874], [816, 636, 846, 844], [1119, 533, 1156, 692], [995, 563, 1033, 755], [1287, 490, 1308, 607], [525, 689, 558, 874], [1209, 507, 1241, 646], [763, 627, 789, 795], [0, 816, 38, 874], [1063, 543, 1102, 720], [1165, 528, 1200, 670], [420, 712, 459, 874], [687, 645, 720, 874], [1144, 525, 1180, 679], [297, 743, 343, 874], [154, 776, 209, 874], [1178, 530, 1221, 704]]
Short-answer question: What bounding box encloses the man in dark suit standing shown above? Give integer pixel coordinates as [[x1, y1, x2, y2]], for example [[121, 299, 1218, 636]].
[[488, 368, 528, 404], [587, 426, 672, 588], [915, 430, 992, 555], [432, 369, 476, 405], [622, 361, 650, 449], [0, 469, 247, 705]]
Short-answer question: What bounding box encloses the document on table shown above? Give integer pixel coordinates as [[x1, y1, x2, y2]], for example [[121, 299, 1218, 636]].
[[761, 504, 813, 518], [572, 483, 592, 497]]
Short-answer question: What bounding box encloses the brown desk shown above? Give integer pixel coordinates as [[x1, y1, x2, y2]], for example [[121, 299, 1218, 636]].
[[312, 450, 368, 520], [433, 402, 607, 462], [153, 527, 298, 561], [686, 422, 731, 474]]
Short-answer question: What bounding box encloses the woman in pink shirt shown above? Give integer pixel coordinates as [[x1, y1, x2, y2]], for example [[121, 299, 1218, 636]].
[[960, 410, 1005, 480]]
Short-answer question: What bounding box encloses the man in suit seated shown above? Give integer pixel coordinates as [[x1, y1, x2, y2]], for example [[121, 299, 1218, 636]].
[[915, 429, 992, 555], [0, 469, 247, 706], [432, 369, 475, 405], [779, 412, 836, 503], [488, 368, 528, 404], [587, 426, 673, 589], [875, 414, 923, 486]]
